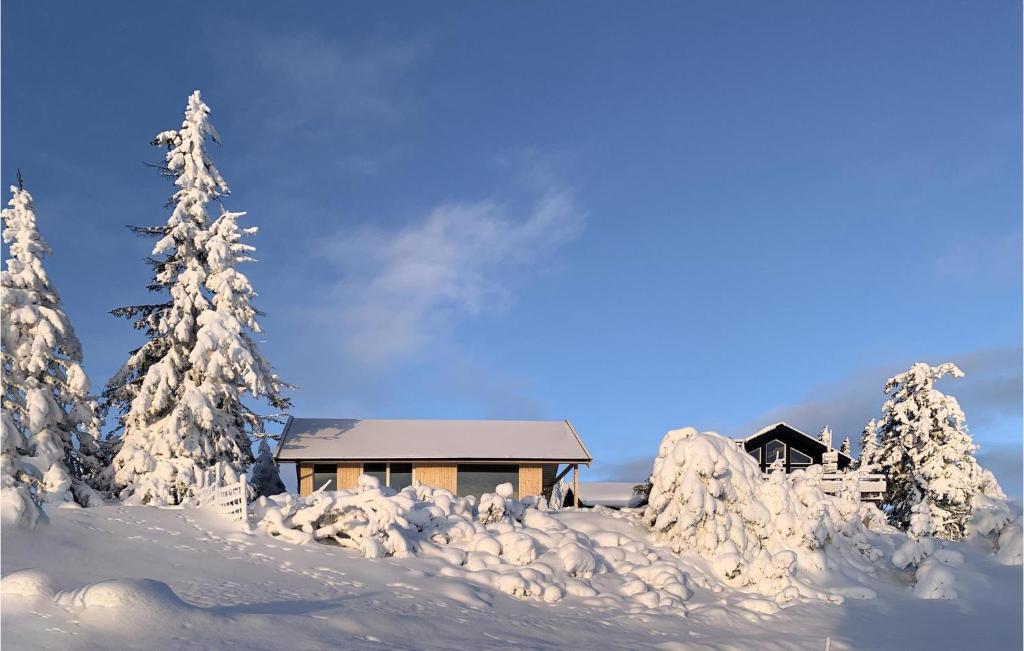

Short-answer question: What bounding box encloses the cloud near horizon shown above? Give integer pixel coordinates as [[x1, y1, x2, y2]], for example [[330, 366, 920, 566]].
[[592, 347, 1023, 498], [733, 347, 1022, 444]]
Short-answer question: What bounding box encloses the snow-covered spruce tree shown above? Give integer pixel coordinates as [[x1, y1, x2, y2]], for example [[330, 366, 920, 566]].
[[818, 425, 833, 448], [1, 179, 103, 519], [856, 418, 879, 472], [873, 362, 983, 540], [249, 435, 285, 497], [839, 436, 851, 456], [104, 91, 289, 505]]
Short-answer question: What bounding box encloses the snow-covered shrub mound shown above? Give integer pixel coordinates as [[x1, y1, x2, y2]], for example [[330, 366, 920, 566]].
[[0, 482, 46, 529], [967, 476, 1022, 566], [2, 569, 200, 625], [253, 475, 694, 613], [643, 427, 882, 597]]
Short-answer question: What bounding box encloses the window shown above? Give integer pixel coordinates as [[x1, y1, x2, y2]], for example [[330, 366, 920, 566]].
[[764, 440, 786, 466], [749, 448, 761, 463], [789, 449, 812, 466], [312, 464, 336, 492], [456, 464, 519, 497], [363, 462, 387, 487], [390, 463, 413, 490]]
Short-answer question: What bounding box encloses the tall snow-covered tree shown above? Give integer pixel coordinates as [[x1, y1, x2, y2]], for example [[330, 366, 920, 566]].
[[1, 179, 103, 521], [873, 362, 982, 540], [857, 419, 879, 472], [104, 91, 289, 505]]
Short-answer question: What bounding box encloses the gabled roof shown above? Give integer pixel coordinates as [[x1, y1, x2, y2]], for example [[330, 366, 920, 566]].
[[741, 422, 853, 461], [274, 417, 592, 464]]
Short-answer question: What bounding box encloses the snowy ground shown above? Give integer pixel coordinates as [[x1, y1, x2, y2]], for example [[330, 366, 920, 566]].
[[2, 504, 1020, 650]]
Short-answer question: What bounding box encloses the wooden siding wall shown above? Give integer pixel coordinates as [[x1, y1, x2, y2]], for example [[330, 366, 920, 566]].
[[298, 463, 313, 496], [519, 464, 544, 499], [336, 464, 362, 491], [414, 463, 457, 493]]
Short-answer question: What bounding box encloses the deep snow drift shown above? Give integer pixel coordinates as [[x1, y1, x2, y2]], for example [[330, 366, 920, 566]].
[[2, 500, 1020, 649]]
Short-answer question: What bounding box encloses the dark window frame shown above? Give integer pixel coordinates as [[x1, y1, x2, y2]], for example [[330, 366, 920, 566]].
[[455, 463, 519, 497]]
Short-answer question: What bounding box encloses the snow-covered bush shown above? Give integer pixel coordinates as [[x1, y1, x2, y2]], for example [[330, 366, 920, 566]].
[[252, 476, 695, 611], [966, 473, 1022, 566], [642, 427, 881, 595], [1, 181, 104, 523]]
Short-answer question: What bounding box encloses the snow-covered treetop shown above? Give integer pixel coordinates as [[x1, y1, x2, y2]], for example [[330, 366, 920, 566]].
[[885, 362, 965, 398], [151, 90, 227, 284], [2, 182, 85, 383], [818, 425, 833, 449]]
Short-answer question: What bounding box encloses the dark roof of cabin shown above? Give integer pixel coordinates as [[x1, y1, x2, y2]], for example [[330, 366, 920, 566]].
[[741, 422, 853, 461]]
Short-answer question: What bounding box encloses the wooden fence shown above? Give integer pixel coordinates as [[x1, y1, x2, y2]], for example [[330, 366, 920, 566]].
[[195, 470, 251, 525]]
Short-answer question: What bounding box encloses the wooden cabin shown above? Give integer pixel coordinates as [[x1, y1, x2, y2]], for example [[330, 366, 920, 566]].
[[274, 418, 592, 502], [740, 422, 853, 473]]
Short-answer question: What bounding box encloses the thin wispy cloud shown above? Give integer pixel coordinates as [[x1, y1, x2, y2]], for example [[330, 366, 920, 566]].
[[215, 25, 430, 177], [934, 229, 1022, 282], [310, 178, 584, 369]]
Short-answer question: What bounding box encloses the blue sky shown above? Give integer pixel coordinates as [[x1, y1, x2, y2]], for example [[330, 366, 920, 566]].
[[3, 2, 1021, 494]]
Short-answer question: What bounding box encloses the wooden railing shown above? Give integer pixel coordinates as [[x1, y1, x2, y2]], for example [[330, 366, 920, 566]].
[[762, 470, 887, 501], [820, 472, 886, 501]]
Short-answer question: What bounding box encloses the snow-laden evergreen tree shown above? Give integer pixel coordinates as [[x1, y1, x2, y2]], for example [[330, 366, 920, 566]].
[[1, 179, 103, 521], [104, 91, 289, 505], [857, 418, 879, 472], [249, 435, 285, 497], [839, 436, 851, 456], [818, 425, 833, 448], [873, 362, 983, 540]]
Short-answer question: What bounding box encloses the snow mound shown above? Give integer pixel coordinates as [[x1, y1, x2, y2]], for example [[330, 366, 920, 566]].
[[56, 578, 191, 615], [1, 569, 56, 599], [968, 490, 1023, 566], [913, 558, 958, 600], [3, 568, 195, 621]]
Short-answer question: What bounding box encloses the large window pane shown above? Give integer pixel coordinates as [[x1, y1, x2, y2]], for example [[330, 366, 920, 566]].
[[313, 464, 336, 492], [363, 462, 387, 487], [789, 449, 812, 465], [764, 440, 785, 466], [390, 463, 412, 490], [456, 464, 519, 497], [749, 448, 761, 463]]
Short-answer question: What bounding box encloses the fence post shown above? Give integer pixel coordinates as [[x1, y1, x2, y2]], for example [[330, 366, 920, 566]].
[[240, 473, 248, 525]]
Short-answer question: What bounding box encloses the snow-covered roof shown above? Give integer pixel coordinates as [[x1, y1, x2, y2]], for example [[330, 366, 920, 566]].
[[576, 482, 644, 508], [740, 422, 853, 461], [275, 418, 592, 464]]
